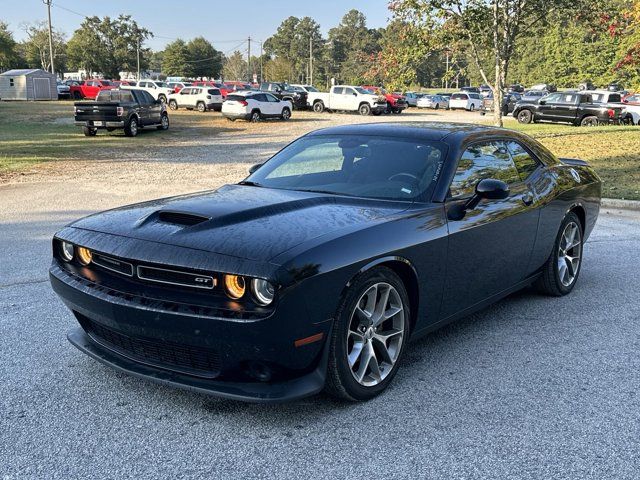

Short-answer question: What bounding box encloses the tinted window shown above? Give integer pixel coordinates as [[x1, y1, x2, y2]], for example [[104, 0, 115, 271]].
[[181, 88, 191, 95], [208, 89, 221, 95], [506, 141, 539, 180], [265, 93, 279, 102], [451, 93, 468, 100], [254, 93, 268, 102], [450, 141, 520, 198], [226, 94, 246, 102], [141, 91, 155, 104], [247, 135, 446, 201], [333, 87, 344, 95], [608, 93, 621, 102], [543, 93, 563, 103], [343, 88, 356, 95], [557, 94, 578, 104]]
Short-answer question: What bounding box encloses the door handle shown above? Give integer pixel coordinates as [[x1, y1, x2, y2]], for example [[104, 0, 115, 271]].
[[522, 193, 534, 206]]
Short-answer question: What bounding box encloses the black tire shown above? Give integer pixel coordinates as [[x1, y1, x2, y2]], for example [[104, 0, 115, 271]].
[[73, 91, 82, 100], [325, 266, 411, 401], [82, 126, 97, 136], [281, 107, 291, 121], [196, 101, 206, 113], [168, 100, 178, 110], [517, 109, 533, 124], [535, 212, 583, 296], [359, 103, 372, 116], [250, 110, 261, 123], [384, 103, 392, 115], [158, 94, 167, 104], [226, 117, 236, 122], [391, 108, 402, 114], [313, 101, 325, 113], [469, 103, 475, 112], [124, 116, 139, 137], [157, 113, 169, 130], [580, 115, 599, 127], [434, 103, 439, 110], [372, 111, 382, 116]]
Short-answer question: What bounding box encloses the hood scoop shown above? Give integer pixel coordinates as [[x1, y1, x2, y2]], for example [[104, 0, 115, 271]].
[[154, 210, 210, 227]]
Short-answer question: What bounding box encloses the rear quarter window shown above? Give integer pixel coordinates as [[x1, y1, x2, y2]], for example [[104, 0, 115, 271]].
[[208, 89, 221, 95]]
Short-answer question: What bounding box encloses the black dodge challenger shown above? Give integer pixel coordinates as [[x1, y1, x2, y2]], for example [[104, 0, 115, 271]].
[[50, 122, 601, 402]]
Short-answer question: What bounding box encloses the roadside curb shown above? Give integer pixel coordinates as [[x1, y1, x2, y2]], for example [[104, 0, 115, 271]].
[[601, 198, 640, 211]]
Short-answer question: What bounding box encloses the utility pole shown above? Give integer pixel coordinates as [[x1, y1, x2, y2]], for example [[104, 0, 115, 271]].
[[136, 36, 141, 81], [247, 36, 251, 82], [445, 50, 449, 90], [259, 41, 263, 83], [43, 0, 55, 75], [309, 36, 313, 86]]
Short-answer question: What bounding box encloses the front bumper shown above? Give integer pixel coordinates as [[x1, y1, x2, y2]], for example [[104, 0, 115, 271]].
[[50, 260, 332, 402], [372, 104, 387, 113]]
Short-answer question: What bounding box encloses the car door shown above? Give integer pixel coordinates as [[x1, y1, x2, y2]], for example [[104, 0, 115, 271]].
[[145, 91, 162, 124], [264, 93, 282, 116], [339, 87, 358, 110], [329, 87, 344, 109], [553, 92, 579, 122], [537, 92, 564, 121], [177, 87, 191, 107], [441, 139, 539, 318]]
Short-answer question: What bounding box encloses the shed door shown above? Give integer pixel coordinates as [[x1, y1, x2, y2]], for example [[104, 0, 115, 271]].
[[33, 78, 52, 100]]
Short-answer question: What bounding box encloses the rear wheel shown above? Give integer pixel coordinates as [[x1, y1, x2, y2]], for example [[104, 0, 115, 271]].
[[434, 104, 439, 110], [168, 100, 178, 110], [517, 109, 533, 124], [313, 101, 325, 113], [196, 101, 206, 113], [580, 115, 599, 127], [124, 116, 139, 137], [359, 103, 371, 116], [535, 212, 583, 296], [82, 126, 97, 136], [469, 103, 475, 112], [281, 107, 291, 120], [325, 267, 410, 401]]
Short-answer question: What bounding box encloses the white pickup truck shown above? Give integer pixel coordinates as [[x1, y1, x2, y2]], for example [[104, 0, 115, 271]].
[[585, 89, 640, 125], [122, 80, 174, 103], [307, 85, 387, 115]]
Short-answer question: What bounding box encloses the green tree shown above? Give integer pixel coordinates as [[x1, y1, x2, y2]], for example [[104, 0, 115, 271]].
[[222, 51, 247, 81], [20, 21, 66, 73], [162, 39, 189, 76], [264, 56, 295, 82], [0, 22, 19, 71], [391, 0, 585, 126], [67, 15, 151, 78], [185, 37, 223, 78]]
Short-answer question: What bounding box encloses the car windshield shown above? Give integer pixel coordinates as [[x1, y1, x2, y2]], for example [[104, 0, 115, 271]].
[[155, 82, 168, 87], [101, 80, 113, 86], [355, 87, 373, 95], [304, 85, 319, 92], [244, 134, 447, 201]]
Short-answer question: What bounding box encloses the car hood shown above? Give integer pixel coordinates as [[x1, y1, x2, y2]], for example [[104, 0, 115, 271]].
[[70, 185, 408, 263]]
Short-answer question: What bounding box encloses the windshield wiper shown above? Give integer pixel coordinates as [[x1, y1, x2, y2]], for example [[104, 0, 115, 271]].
[[297, 188, 350, 197], [238, 180, 263, 187]]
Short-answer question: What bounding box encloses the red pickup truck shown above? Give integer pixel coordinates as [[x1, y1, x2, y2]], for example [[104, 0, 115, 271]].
[[192, 81, 233, 98], [69, 79, 116, 100], [361, 86, 408, 114]]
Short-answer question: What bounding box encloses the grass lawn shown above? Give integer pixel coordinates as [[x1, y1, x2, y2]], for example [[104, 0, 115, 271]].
[[1, 101, 639, 200]]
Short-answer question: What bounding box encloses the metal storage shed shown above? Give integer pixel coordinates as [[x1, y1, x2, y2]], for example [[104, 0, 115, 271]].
[[0, 69, 57, 101]]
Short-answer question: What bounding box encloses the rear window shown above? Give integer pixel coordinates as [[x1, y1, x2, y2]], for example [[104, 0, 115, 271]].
[[96, 90, 134, 102], [451, 93, 468, 100], [226, 95, 246, 102], [208, 89, 221, 95]]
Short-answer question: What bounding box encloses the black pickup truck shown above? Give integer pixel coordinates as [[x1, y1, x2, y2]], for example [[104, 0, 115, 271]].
[[259, 82, 308, 110], [74, 88, 169, 137], [512, 91, 623, 126]]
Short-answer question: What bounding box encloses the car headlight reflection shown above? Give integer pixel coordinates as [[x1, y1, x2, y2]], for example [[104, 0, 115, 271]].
[[60, 241, 74, 262], [224, 274, 246, 299], [252, 278, 275, 306]]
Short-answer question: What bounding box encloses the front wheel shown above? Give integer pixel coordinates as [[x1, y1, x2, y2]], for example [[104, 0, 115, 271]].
[[535, 212, 583, 296], [281, 107, 291, 121], [517, 109, 533, 124], [359, 103, 371, 116], [313, 101, 325, 113], [196, 101, 206, 113], [158, 94, 167, 104], [168, 100, 178, 110], [325, 267, 410, 401], [157, 113, 169, 130]]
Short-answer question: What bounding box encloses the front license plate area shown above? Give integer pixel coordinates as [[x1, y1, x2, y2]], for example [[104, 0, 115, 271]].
[[93, 121, 104, 126]]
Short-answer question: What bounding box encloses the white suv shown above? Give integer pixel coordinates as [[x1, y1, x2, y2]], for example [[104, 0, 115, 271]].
[[222, 91, 292, 122], [449, 92, 483, 111], [167, 86, 223, 112], [124, 80, 174, 103]]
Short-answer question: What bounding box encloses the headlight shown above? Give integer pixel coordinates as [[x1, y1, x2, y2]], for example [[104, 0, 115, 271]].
[[60, 241, 74, 262], [251, 278, 275, 306], [76, 246, 93, 266], [224, 274, 246, 299]]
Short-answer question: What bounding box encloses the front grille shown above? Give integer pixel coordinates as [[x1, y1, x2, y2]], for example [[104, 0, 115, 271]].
[[137, 265, 217, 290], [80, 316, 221, 378], [93, 253, 134, 276]]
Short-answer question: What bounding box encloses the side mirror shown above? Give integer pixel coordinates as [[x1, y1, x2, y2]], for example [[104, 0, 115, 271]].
[[448, 179, 509, 220], [249, 163, 263, 174]]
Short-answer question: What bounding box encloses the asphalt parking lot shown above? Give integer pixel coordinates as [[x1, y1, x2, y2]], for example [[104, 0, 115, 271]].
[[1, 109, 639, 478]]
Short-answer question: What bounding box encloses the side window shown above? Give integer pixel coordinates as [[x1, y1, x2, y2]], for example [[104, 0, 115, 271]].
[[209, 89, 220, 96], [506, 141, 540, 180], [265, 93, 279, 102], [120, 91, 134, 102], [449, 141, 520, 198], [544, 93, 563, 103], [191, 88, 200, 95], [9, 78, 14, 87], [253, 93, 267, 102], [557, 94, 577, 104], [181, 88, 191, 95], [141, 91, 155, 104], [333, 87, 344, 95], [343, 87, 356, 96]]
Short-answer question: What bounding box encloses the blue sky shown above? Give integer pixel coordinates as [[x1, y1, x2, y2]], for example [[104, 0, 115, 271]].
[[3, 0, 392, 51]]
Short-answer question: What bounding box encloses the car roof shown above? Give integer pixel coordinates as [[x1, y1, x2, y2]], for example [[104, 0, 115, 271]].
[[306, 122, 510, 143]]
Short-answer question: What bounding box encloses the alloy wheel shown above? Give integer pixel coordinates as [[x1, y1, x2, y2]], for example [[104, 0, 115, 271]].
[[557, 221, 582, 287], [161, 115, 169, 129], [130, 119, 138, 136], [347, 282, 405, 387]]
